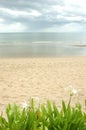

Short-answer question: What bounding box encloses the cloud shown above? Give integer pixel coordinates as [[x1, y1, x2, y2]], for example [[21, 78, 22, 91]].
[[0, 22, 26, 32], [0, 18, 4, 22], [0, 0, 86, 32], [0, 7, 42, 17], [0, 0, 63, 9]]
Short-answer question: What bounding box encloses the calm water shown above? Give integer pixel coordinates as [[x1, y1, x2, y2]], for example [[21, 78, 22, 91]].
[[0, 32, 86, 57]]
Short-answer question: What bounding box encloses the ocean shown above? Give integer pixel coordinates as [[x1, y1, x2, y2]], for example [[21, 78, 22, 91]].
[[0, 32, 86, 57]]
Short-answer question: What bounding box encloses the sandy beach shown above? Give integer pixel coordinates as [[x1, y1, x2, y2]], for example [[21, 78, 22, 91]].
[[0, 57, 86, 112]]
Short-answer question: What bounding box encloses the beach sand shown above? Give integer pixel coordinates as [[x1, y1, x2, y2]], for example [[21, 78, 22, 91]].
[[0, 57, 86, 112]]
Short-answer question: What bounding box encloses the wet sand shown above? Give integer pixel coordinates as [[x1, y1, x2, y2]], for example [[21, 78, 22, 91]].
[[0, 57, 86, 112]]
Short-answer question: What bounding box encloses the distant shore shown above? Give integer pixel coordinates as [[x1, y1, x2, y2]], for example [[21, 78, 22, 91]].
[[74, 45, 86, 47], [0, 57, 86, 112]]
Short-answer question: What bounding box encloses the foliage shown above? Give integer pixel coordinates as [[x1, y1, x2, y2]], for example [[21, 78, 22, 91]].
[[0, 98, 86, 130]]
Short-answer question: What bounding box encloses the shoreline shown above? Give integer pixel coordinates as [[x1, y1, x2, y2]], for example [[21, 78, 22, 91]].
[[0, 56, 86, 112]]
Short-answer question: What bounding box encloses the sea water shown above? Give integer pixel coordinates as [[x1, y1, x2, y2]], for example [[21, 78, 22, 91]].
[[0, 32, 86, 57]]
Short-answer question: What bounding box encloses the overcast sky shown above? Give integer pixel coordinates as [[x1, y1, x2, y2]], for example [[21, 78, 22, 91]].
[[0, 0, 86, 32]]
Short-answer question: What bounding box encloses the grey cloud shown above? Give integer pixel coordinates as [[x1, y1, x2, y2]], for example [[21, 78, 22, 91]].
[[0, 0, 63, 10], [0, 0, 86, 32]]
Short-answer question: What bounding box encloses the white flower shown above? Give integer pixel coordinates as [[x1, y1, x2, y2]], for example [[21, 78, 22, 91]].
[[65, 85, 78, 96], [21, 101, 28, 109], [72, 88, 77, 95]]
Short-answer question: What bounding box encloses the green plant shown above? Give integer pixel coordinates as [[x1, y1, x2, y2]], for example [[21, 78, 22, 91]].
[[0, 95, 86, 130]]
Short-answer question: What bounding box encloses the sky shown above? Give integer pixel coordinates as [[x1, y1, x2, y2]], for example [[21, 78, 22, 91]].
[[0, 0, 86, 32]]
